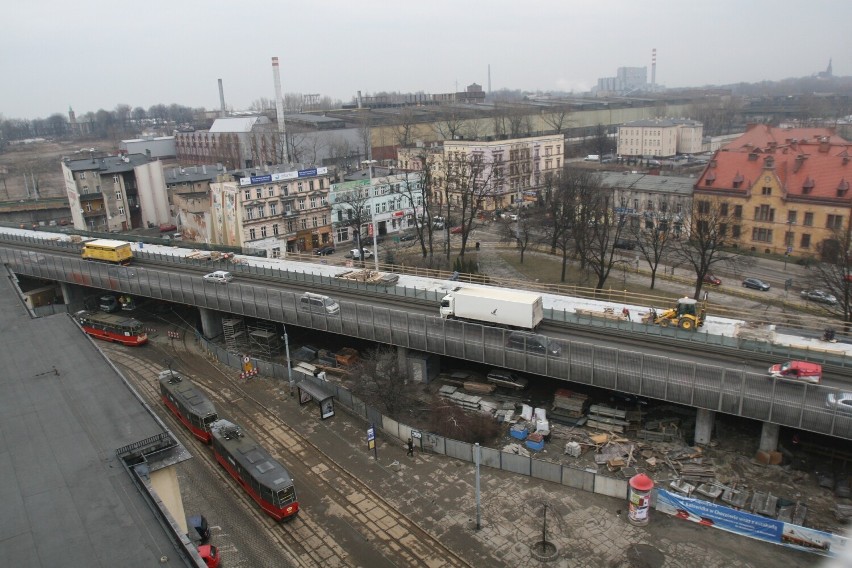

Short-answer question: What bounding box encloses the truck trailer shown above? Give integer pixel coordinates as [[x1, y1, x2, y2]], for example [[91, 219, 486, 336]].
[[439, 287, 544, 330], [81, 239, 133, 264]]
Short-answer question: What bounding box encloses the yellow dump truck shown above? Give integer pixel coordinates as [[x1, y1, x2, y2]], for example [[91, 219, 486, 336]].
[[81, 239, 133, 264]]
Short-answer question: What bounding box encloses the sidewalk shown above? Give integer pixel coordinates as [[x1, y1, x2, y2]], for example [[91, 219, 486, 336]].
[[224, 363, 815, 567]]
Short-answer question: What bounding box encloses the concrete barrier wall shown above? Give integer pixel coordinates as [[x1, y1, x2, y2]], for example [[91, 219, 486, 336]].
[[594, 475, 629, 499], [501, 452, 531, 476], [531, 458, 563, 484]]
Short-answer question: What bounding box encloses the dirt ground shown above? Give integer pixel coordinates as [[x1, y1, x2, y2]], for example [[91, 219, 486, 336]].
[[0, 139, 106, 201]]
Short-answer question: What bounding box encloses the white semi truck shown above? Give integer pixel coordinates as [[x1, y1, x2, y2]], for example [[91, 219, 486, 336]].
[[439, 287, 544, 330]]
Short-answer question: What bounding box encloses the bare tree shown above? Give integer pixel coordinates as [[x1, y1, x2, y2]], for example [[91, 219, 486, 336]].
[[442, 150, 495, 259], [624, 194, 681, 289], [673, 195, 745, 299], [432, 107, 466, 141], [249, 97, 274, 112], [499, 208, 544, 264], [541, 105, 573, 134], [394, 159, 440, 258], [349, 346, 414, 417], [393, 107, 418, 148], [811, 228, 852, 324], [332, 180, 373, 266]]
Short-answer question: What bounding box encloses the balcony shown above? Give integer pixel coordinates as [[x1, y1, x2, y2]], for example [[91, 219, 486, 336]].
[[83, 209, 106, 219], [79, 193, 104, 202]]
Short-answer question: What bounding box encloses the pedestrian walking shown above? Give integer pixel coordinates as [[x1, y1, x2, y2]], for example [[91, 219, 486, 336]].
[[407, 438, 414, 457]]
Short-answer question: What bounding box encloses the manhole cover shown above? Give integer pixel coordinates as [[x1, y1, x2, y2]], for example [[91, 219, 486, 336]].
[[625, 544, 664, 568]]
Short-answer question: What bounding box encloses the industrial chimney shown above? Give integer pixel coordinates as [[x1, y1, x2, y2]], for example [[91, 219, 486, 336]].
[[271, 57, 288, 161], [357, 90, 363, 109], [218, 79, 226, 118], [651, 48, 657, 90]]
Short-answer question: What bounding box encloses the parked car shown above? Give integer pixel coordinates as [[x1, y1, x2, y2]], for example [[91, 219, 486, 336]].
[[486, 369, 529, 390], [768, 360, 822, 384], [350, 248, 373, 260], [314, 246, 335, 256], [398, 233, 417, 242], [99, 295, 119, 313], [450, 226, 465, 234], [614, 239, 636, 250], [800, 289, 837, 305], [506, 331, 561, 356], [826, 392, 852, 414], [703, 274, 722, 286], [203, 270, 233, 284], [742, 277, 770, 291], [158, 223, 177, 232]]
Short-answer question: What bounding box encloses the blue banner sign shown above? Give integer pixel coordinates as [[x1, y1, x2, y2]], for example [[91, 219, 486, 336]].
[[656, 489, 848, 557], [240, 167, 328, 186]]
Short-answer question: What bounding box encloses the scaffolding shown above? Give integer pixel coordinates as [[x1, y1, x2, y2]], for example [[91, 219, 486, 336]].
[[248, 320, 281, 359], [222, 318, 248, 352]]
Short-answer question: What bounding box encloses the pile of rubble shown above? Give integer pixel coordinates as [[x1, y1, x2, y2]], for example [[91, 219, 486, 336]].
[[335, 269, 399, 286]]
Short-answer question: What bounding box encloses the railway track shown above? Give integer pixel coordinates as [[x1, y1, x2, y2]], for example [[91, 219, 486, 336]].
[[103, 334, 472, 568]]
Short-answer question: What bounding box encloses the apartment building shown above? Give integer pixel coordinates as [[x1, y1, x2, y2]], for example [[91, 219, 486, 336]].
[[694, 126, 852, 259], [208, 165, 334, 257], [175, 116, 276, 170], [329, 168, 424, 245], [617, 119, 703, 158], [62, 153, 152, 232], [598, 172, 694, 235]]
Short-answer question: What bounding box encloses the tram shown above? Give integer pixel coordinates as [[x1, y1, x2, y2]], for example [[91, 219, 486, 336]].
[[158, 370, 219, 444], [74, 310, 148, 346], [209, 419, 299, 521]]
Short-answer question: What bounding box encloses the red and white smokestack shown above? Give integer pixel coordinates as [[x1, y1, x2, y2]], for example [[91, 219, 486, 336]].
[[651, 48, 657, 88], [272, 57, 286, 137]]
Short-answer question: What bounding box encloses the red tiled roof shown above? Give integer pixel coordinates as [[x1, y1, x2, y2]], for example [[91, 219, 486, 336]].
[[722, 124, 846, 151], [697, 139, 852, 201]]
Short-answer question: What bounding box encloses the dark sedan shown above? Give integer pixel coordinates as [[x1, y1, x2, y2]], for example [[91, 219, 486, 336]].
[[742, 278, 770, 291], [314, 246, 335, 256]]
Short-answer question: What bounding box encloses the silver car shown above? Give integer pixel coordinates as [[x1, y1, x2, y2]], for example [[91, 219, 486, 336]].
[[826, 392, 852, 414]]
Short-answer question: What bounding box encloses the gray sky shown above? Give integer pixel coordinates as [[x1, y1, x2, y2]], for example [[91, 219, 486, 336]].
[[2, 0, 847, 120]]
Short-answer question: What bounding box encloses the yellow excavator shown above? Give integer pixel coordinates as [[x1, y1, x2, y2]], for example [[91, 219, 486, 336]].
[[643, 297, 706, 331]]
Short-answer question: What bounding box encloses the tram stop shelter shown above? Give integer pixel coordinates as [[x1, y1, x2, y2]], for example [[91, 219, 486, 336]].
[[296, 380, 335, 420]]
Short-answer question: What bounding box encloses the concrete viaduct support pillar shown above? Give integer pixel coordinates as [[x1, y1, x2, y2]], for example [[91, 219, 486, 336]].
[[199, 307, 223, 340], [397, 346, 408, 376], [694, 408, 715, 446], [60, 282, 87, 311], [759, 422, 780, 453]]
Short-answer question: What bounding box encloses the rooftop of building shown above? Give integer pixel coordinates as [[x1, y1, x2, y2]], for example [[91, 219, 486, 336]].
[[63, 153, 150, 173], [0, 272, 193, 567], [720, 124, 848, 151], [598, 172, 697, 196], [209, 115, 270, 133], [165, 164, 225, 185]]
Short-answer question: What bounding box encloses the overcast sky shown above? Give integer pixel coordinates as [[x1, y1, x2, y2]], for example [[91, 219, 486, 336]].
[[1, 0, 848, 120]]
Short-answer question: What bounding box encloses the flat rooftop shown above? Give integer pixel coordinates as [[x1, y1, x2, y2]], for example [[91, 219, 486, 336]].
[[0, 271, 190, 567]]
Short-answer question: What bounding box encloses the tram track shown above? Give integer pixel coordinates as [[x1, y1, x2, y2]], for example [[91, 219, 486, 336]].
[[103, 334, 472, 568]]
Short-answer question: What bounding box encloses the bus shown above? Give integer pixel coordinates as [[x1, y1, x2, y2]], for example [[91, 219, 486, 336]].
[[81, 239, 133, 265], [74, 310, 148, 346]]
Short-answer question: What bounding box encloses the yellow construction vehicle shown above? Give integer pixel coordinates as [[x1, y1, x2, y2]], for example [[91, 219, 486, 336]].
[[643, 297, 706, 331]]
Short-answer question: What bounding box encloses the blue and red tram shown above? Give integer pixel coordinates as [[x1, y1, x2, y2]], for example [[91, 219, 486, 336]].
[[158, 370, 219, 444], [209, 419, 299, 521], [74, 310, 148, 346]]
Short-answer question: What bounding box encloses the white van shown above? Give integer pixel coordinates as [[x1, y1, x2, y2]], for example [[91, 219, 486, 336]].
[[203, 270, 233, 284], [300, 292, 340, 316]]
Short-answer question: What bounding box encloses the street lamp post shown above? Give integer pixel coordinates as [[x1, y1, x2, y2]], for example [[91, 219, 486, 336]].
[[362, 159, 379, 271], [784, 219, 795, 269], [282, 327, 293, 396]]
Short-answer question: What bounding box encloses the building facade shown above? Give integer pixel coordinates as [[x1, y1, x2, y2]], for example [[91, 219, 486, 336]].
[[617, 119, 703, 158], [208, 165, 334, 257], [329, 170, 424, 245], [62, 154, 152, 232], [695, 126, 852, 259], [598, 172, 694, 236], [175, 116, 275, 170]]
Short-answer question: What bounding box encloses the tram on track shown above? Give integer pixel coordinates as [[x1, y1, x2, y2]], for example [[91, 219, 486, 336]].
[[74, 310, 148, 346], [158, 370, 219, 443], [209, 418, 299, 521]]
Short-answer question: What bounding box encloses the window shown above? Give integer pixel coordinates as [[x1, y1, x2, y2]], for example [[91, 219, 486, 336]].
[[268, 186, 275, 197], [310, 197, 317, 209], [297, 182, 303, 193], [754, 205, 774, 222], [273, 223, 279, 236], [319, 178, 325, 189], [734, 205, 742, 219], [803, 212, 814, 226], [309, 180, 315, 191], [697, 201, 710, 215], [785, 231, 794, 247], [752, 227, 773, 243], [761, 186, 772, 196], [245, 207, 254, 220], [287, 220, 295, 233], [634, 199, 639, 210], [244, 190, 251, 200], [261, 226, 267, 238], [82, 185, 89, 194], [801, 234, 811, 248], [117, 206, 125, 216], [827, 214, 844, 230], [249, 228, 256, 240], [719, 223, 727, 237], [298, 198, 306, 210], [301, 218, 307, 230], [256, 188, 262, 199], [321, 214, 327, 225], [787, 211, 797, 224], [79, 172, 86, 180], [113, 175, 120, 183], [312, 216, 318, 228], [269, 202, 277, 216], [257, 205, 265, 218], [271, 247, 280, 258]]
